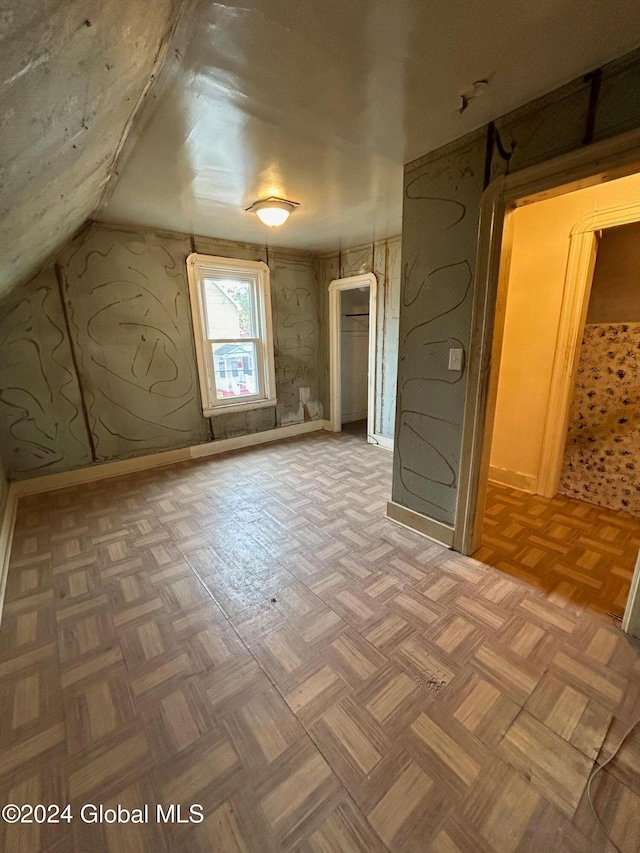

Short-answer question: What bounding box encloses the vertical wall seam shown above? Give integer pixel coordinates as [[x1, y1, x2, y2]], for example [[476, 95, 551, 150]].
[[483, 121, 496, 188], [583, 68, 603, 145], [380, 240, 389, 435], [54, 264, 97, 462]]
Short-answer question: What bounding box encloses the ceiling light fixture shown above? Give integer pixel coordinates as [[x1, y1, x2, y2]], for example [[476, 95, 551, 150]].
[[247, 196, 299, 227]]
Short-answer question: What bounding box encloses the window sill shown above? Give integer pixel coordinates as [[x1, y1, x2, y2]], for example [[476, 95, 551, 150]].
[[204, 397, 278, 417]]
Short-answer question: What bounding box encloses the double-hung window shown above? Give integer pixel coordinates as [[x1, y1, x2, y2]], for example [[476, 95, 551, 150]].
[[186, 254, 276, 416]]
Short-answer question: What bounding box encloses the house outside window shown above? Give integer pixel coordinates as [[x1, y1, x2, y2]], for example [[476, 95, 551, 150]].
[[186, 254, 276, 416]]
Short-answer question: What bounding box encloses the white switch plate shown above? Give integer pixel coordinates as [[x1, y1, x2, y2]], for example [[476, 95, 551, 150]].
[[448, 348, 463, 371]]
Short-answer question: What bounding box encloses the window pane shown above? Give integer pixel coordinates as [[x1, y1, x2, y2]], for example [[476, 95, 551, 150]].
[[212, 341, 259, 399], [203, 278, 255, 339]]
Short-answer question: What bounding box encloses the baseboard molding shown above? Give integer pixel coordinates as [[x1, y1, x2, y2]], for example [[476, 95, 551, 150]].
[[370, 433, 394, 451], [191, 419, 330, 459], [342, 411, 368, 424], [0, 484, 18, 626], [488, 465, 537, 494], [385, 501, 454, 548], [12, 419, 331, 498]]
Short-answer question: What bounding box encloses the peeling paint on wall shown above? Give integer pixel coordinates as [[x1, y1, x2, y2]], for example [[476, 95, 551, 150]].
[[272, 254, 323, 426], [191, 236, 324, 435]]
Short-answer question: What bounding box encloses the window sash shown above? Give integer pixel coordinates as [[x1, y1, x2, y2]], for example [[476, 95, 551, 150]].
[[187, 253, 276, 416], [205, 337, 264, 402], [203, 277, 259, 340]]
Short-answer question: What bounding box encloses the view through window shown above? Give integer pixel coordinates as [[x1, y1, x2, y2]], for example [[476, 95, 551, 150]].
[[187, 255, 276, 415]]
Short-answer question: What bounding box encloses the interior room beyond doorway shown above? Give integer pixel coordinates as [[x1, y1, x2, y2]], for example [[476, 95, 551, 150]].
[[340, 286, 370, 436], [479, 171, 640, 618]]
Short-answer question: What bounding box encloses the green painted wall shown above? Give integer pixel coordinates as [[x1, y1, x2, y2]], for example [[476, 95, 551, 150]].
[[0, 222, 324, 479], [318, 237, 401, 439], [393, 47, 640, 527]]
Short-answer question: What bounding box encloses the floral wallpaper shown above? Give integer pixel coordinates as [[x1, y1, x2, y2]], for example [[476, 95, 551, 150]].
[[560, 323, 640, 515]]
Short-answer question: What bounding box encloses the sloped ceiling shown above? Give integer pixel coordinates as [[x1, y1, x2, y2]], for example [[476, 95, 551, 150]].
[[3, 1, 640, 297], [0, 0, 182, 298]]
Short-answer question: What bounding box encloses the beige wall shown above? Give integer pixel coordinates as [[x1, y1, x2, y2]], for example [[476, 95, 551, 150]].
[[587, 221, 640, 323], [489, 172, 640, 490]]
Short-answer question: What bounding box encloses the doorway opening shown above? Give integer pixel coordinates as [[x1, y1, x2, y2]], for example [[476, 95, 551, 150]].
[[456, 138, 640, 632], [328, 273, 380, 443], [340, 287, 370, 439]]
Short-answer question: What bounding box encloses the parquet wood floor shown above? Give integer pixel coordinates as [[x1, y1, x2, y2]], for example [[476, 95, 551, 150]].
[[1, 431, 639, 852], [478, 482, 640, 618]]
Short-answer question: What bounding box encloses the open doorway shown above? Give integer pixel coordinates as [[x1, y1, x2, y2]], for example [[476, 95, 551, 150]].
[[328, 273, 378, 442], [460, 163, 640, 627], [339, 287, 370, 439], [560, 221, 640, 514]]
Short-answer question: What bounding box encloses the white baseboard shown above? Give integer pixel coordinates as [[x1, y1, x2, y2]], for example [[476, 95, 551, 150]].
[[190, 419, 329, 458], [385, 500, 454, 548], [12, 419, 331, 497], [342, 410, 368, 424], [370, 433, 394, 451], [0, 484, 18, 626], [488, 465, 537, 494]]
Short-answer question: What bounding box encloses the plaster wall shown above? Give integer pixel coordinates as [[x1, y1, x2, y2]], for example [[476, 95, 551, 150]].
[[395, 47, 640, 528], [394, 133, 486, 524], [489, 173, 640, 489], [587, 222, 640, 323], [319, 236, 401, 438], [0, 222, 323, 480], [0, 265, 91, 478]]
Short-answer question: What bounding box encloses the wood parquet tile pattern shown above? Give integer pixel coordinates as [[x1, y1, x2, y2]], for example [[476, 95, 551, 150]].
[[1, 431, 639, 852], [479, 482, 640, 617]]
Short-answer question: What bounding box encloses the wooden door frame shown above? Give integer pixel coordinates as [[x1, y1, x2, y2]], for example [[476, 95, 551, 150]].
[[452, 126, 640, 636], [537, 200, 640, 496], [328, 273, 379, 441]]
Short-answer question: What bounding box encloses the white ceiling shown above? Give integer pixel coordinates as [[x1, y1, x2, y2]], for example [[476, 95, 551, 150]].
[[98, 0, 640, 251], [3, 1, 640, 298]]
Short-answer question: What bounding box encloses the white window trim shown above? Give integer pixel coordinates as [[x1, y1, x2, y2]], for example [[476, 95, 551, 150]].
[[186, 253, 277, 417]]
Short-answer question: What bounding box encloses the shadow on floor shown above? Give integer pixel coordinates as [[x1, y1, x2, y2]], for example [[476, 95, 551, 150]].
[[341, 419, 367, 438]]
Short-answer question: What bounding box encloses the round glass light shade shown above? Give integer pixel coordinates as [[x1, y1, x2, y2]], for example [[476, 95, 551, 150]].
[[251, 199, 295, 227]]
